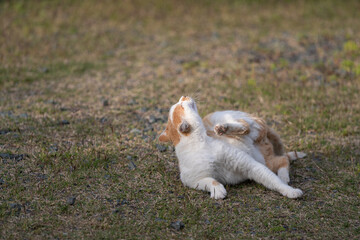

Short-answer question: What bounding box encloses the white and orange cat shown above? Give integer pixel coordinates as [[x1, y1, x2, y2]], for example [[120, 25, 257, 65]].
[[203, 111, 306, 184], [159, 96, 305, 199]]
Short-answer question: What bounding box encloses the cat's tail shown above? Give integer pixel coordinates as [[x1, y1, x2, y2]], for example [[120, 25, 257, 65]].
[[287, 151, 307, 161]]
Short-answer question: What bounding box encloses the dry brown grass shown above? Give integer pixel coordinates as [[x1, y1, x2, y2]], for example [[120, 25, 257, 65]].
[[1, 0, 360, 239]]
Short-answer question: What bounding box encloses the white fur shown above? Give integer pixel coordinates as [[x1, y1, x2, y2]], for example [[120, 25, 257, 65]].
[[167, 97, 303, 199], [287, 151, 307, 161], [277, 167, 290, 184]]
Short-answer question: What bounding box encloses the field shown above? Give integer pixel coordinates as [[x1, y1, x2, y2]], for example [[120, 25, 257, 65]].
[[1, 0, 359, 239]]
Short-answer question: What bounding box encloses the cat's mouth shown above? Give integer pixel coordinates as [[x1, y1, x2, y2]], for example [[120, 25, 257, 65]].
[[180, 96, 191, 102], [179, 96, 196, 111]]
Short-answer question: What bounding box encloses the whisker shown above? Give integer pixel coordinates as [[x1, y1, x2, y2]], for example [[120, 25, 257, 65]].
[[189, 89, 203, 103]]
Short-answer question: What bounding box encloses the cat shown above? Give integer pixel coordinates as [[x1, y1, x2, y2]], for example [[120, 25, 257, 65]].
[[159, 96, 304, 199], [203, 111, 306, 184]]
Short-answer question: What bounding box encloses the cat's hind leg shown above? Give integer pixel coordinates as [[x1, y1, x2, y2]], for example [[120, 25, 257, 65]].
[[265, 155, 290, 184], [247, 160, 302, 198], [192, 177, 227, 199], [257, 137, 290, 184], [277, 167, 290, 184], [234, 152, 303, 198]]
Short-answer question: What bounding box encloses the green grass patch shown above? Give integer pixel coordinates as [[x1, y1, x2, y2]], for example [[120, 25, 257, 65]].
[[0, 61, 102, 86]]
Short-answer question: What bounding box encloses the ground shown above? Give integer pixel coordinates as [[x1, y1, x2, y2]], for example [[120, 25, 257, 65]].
[[1, 0, 359, 239]]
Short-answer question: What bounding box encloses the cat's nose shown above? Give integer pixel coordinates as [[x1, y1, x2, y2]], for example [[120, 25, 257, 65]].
[[180, 96, 191, 102]]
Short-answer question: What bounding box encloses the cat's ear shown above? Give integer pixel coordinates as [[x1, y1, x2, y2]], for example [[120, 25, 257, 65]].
[[179, 120, 191, 134], [159, 130, 170, 142]]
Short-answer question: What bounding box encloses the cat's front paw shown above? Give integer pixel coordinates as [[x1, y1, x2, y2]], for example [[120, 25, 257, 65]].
[[214, 124, 228, 136], [210, 184, 227, 199], [282, 188, 303, 199]]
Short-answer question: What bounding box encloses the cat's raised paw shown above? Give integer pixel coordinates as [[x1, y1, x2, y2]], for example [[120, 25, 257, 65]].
[[214, 124, 228, 136]]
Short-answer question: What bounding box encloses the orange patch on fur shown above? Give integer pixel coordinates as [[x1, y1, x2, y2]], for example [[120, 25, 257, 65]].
[[172, 105, 184, 127], [257, 137, 289, 173], [212, 180, 220, 186], [252, 116, 267, 142], [159, 132, 169, 142], [266, 156, 289, 172], [277, 156, 290, 169], [161, 105, 185, 146], [236, 119, 250, 135]]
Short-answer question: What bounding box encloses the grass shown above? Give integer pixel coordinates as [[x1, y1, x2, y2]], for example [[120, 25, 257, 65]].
[[1, 0, 360, 239]]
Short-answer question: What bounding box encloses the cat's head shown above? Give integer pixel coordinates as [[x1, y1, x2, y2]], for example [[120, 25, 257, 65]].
[[158, 96, 202, 146]]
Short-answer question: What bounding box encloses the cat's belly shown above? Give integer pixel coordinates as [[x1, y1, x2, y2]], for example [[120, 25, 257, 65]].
[[212, 166, 248, 185], [224, 172, 248, 185], [222, 137, 266, 166]]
